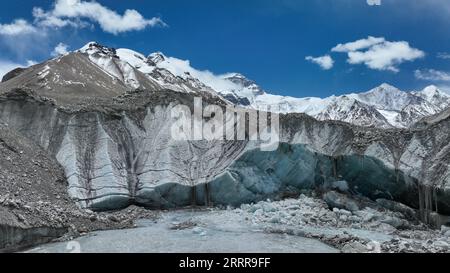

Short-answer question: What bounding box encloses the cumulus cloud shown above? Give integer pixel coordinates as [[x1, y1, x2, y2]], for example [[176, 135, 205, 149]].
[[32, 7, 85, 29], [305, 55, 334, 70], [51, 43, 69, 56], [332, 36, 385, 53], [33, 0, 166, 34], [0, 0, 166, 37], [415, 69, 450, 81], [331, 37, 424, 72], [347, 41, 424, 72], [0, 19, 37, 36], [0, 59, 35, 80], [0, 1, 166, 66]]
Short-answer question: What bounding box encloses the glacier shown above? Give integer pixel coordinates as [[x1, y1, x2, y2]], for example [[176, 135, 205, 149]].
[[0, 42, 449, 227]]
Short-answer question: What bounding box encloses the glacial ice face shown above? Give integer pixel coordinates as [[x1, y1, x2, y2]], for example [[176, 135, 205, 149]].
[[0, 96, 248, 210], [0, 92, 449, 214], [206, 144, 420, 210]]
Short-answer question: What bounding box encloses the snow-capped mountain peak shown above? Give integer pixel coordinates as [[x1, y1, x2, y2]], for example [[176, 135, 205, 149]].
[[223, 73, 265, 96], [79, 41, 117, 57], [350, 83, 419, 111], [417, 85, 450, 100], [373, 83, 400, 92], [78, 42, 145, 89], [413, 85, 450, 111], [148, 52, 166, 65], [72, 43, 450, 128]]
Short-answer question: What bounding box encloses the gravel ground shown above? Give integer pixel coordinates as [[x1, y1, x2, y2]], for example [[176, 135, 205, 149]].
[[24, 193, 450, 253]]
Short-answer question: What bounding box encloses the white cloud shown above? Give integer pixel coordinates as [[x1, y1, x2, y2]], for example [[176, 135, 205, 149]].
[[51, 43, 69, 56], [367, 0, 381, 6], [437, 52, 450, 60], [415, 69, 450, 81], [0, 59, 33, 80], [0, 0, 165, 37], [332, 36, 385, 53], [33, 7, 83, 29], [0, 19, 37, 36], [0, 1, 166, 65], [332, 37, 424, 72], [305, 55, 334, 70], [33, 0, 166, 34], [27, 60, 38, 66]]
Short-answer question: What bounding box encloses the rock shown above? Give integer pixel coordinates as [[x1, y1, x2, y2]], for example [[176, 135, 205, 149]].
[[254, 209, 264, 216], [376, 223, 398, 233], [323, 191, 359, 212], [107, 215, 119, 222], [247, 204, 261, 213], [376, 199, 417, 220], [262, 203, 277, 213], [441, 225, 450, 234], [339, 209, 352, 216], [331, 180, 350, 192], [433, 241, 449, 250], [341, 241, 368, 253], [380, 216, 407, 229], [354, 208, 380, 222], [17, 214, 26, 222], [269, 216, 281, 224]]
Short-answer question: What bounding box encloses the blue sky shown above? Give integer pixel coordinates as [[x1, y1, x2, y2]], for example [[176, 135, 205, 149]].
[[1, 0, 450, 97]]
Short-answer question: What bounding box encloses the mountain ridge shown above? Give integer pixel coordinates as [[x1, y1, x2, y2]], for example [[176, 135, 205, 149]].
[[2, 41, 450, 129]]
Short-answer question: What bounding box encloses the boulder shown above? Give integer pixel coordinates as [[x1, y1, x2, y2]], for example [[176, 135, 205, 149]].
[[341, 241, 367, 253], [376, 199, 417, 220], [331, 180, 350, 193], [380, 216, 408, 229], [323, 191, 359, 212]]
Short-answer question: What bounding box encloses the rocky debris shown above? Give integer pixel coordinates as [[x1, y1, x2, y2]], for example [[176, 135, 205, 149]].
[[228, 194, 450, 253], [0, 124, 158, 251]]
